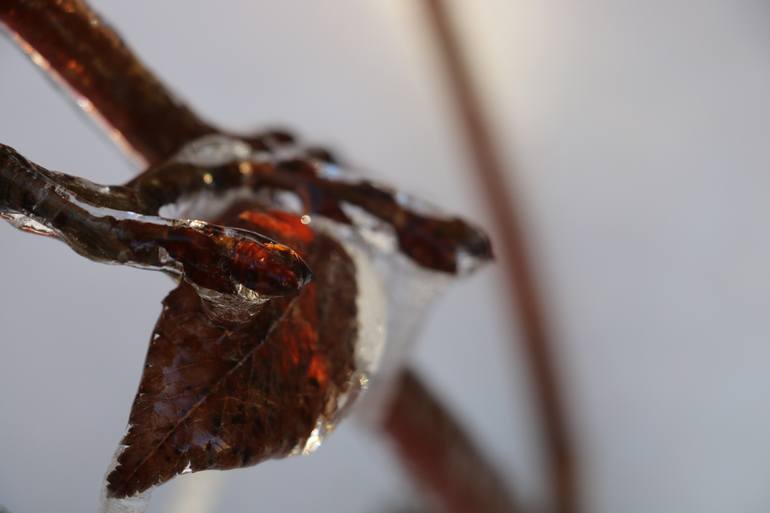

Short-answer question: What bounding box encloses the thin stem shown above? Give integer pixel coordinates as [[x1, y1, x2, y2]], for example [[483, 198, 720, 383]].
[[383, 369, 519, 513], [0, 0, 214, 165], [420, 2, 580, 512]]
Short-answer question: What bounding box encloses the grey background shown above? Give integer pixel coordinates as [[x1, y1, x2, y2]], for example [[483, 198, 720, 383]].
[[1, 1, 770, 512]]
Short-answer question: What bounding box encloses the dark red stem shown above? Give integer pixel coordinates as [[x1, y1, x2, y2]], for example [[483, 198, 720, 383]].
[[421, 2, 580, 512], [0, 0, 215, 164], [384, 370, 519, 513]]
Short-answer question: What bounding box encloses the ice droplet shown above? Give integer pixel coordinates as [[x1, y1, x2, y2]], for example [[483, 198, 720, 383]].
[[299, 425, 324, 455], [101, 493, 151, 513], [0, 212, 56, 236], [174, 134, 251, 167]]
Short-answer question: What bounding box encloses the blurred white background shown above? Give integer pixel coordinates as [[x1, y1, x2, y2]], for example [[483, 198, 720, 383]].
[[2, 1, 770, 512]]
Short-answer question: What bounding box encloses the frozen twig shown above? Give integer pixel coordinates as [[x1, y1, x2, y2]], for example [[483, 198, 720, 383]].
[[0, 143, 311, 300], [0, 0, 214, 164]]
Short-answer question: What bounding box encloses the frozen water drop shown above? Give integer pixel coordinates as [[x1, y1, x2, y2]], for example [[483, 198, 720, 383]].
[[0, 212, 56, 236], [174, 134, 251, 167], [101, 493, 151, 513]]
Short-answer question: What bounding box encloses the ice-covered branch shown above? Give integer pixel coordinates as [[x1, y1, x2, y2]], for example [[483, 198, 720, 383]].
[[0, 0, 214, 164]]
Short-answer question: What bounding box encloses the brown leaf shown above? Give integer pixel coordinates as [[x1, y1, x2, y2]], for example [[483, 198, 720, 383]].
[[106, 208, 358, 498]]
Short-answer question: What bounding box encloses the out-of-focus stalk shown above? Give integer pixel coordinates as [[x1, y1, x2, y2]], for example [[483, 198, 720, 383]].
[[0, 0, 214, 165], [384, 370, 519, 513], [421, 1, 580, 512]]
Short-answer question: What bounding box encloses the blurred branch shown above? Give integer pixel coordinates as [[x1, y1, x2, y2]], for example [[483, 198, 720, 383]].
[[0, 0, 214, 165], [383, 369, 519, 513], [420, 2, 580, 512]]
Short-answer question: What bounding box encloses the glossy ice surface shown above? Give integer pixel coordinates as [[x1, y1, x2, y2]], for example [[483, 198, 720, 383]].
[[1, 122, 492, 511]]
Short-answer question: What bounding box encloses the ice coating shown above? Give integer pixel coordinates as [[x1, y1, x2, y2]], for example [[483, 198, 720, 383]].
[[0, 134, 492, 501], [148, 133, 486, 404], [130, 134, 493, 275], [0, 144, 311, 309], [101, 494, 150, 513], [0, 211, 56, 236], [0, 0, 498, 508], [289, 227, 389, 456], [101, 446, 152, 513], [309, 209, 454, 413], [105, 208, 361, 498], [173, 134, 251, 167]]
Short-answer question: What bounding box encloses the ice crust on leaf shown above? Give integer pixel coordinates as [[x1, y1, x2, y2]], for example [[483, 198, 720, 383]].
[[98, 134, 492, 499], [0, 136, 491, 504], [101, 445, 151, 513]]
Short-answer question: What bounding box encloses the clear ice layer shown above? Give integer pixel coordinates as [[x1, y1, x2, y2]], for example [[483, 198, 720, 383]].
[[1, 133, 492, 505]]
